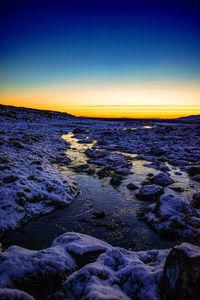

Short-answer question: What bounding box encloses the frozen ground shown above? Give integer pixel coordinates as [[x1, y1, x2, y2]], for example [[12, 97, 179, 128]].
[[0, 105, 200, 299], [0, 232, 199, 300], [0, 106, 78, 232]]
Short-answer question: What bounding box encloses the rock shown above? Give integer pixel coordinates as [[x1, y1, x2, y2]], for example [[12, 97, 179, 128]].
[[152, 172, 174, 187], [136, 184, 164, 201], [86, 168, 96, 175], [144, 194, 198, 239], [175, 171, 182, 175], [187, 165, 200, 176], [3, 175, 19, 184], [147, 173, 154, 178], [127, 183, 138, 190], [192, 192, 200, 209], [191, 174, 200, 182], [169, 184, 184, 193], [92, 210, 106, 219], [110, 175, 122, 186], [73, 164, 89, 172], [72, 128, 85, 134], [0, 288, 35, 300], [149, 146, 164, 156], [97, 168, 110, 178], [162, 243, 200, 300], [85, 149, 107, 158]]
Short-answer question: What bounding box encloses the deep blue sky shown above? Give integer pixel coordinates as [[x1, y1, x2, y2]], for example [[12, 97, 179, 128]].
[[1, 0, 200, 85], [0, 0, 200, 116]]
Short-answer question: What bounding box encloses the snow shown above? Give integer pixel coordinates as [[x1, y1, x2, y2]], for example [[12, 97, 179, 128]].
[[1, 106, 200, 298], [0, 107, 78, 231], [0, 232, 171, 300], [0, 288, 35, 300], [144, 194, 200, 239]]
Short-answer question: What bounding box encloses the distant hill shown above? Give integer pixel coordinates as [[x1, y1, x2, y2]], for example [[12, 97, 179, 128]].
[[177, 115, 200, 123], [0, 104, 76, 121]]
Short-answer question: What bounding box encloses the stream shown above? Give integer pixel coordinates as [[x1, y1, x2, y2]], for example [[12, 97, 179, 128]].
[[2, 130, 199, 251]]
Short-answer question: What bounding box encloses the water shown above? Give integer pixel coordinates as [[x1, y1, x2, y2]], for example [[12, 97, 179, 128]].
[[2, 131, 199, 251]]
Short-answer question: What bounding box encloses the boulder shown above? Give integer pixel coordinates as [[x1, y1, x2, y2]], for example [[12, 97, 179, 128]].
[[187, 165, 200, 176], [127, 183, 138, 190], [162, 243, 200, 300], [192, 192, 200, 209], [152, 172, 174, 187], [110, 175, 122, 186], [136, 184, 164, 201]]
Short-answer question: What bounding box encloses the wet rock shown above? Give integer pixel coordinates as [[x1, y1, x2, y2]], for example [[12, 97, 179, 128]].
[[110, 175, 122, 186], [162, 243, 200, 300], [85, 149, 107, 158], [147, 173, 154, 178], [192, 192, 200, 209], [175, 171, 182, 175], [149, 146, 164, 156], [97, 168, 110, 178], [187, 165, 200, 176], [151, 172, 174, 187], [127, 183, 138, 190], [3, 175, 19, 184], [72, 128, 85, 134], [92, 210, 106, 219], [169, 184, 184, 193], [51, 155, 70, 165], [73, 164, 89, 172], [136, 184, 164, 201], [86, 168, 96, 175]]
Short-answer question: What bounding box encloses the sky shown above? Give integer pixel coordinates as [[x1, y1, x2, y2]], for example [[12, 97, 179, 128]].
[[0, 0, 200, 118]]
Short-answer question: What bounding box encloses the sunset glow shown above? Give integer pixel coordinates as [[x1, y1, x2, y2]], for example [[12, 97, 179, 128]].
[[1, 1, 200, 118]]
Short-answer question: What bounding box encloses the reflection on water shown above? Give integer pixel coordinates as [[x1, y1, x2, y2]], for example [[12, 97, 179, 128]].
[[3, 130, 199, 252]]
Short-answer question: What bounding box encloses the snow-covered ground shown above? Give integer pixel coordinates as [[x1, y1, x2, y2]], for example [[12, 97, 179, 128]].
[[0, 105, 200, 299], [0, 106, 78, 231], [0, 232, 199, 300]]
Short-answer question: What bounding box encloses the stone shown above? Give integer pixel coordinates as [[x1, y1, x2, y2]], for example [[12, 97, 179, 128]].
[[110, 175, 122, 186], [152, 172, 174, 187], [192, 192, 200, 209], [187, 165, 200, 176], [162, 243, 200, 300], [3, 175, 19, 184], [136, 184, 164, 201], [127, 183, 138, 190]]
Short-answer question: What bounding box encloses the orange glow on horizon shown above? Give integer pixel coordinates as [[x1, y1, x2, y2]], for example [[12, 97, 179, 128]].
[[0, 81, 200, 118]]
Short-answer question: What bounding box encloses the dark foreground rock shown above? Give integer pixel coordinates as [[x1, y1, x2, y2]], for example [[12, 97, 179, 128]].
[[136, 184, 164, 201], [192, 192, 200, 209], [162, 243, 200, 300], [151, 172, 174, 187]]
